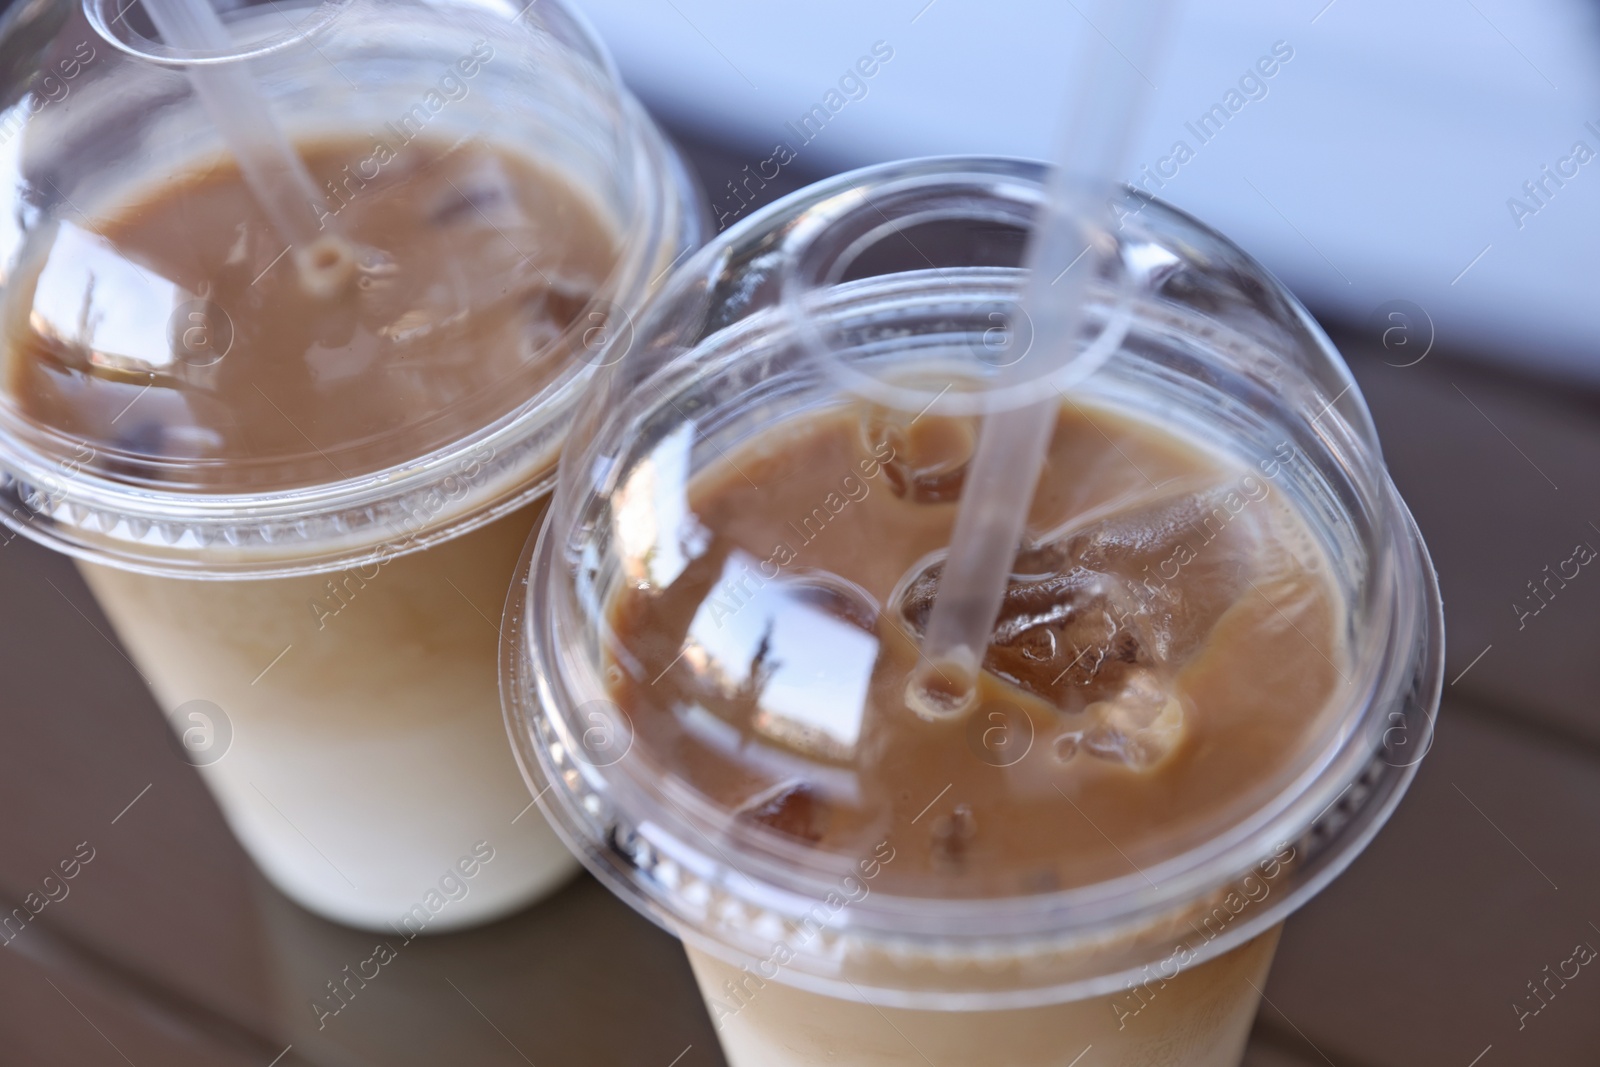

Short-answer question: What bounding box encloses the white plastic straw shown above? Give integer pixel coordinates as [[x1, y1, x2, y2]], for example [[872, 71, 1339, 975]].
[[140, 0, 355, 297], [910, 0, 1177, 718]]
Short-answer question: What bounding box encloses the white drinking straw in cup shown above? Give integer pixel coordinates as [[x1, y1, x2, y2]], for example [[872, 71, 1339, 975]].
[[910, 0, 1178, 718], [140, 0, 356, 296]]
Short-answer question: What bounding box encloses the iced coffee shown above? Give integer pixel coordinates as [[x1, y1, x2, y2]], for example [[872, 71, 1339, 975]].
[[612, 402, 1338, 1064], [6, 135, 613, 926], [503, 156, 1442, 1067], [0, 0, 701, 930]]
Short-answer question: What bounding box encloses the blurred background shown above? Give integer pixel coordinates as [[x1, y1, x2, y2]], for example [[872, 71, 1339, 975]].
[[2, 0, 1600, 1065], [585, 0, 1600, 385]]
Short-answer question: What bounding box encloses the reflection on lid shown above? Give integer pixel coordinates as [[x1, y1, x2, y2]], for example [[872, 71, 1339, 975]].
[[683, 550, 878, 762], [1, 137, 622, 491], [26, 220, 181, 375], [614, 421, 710, 589]]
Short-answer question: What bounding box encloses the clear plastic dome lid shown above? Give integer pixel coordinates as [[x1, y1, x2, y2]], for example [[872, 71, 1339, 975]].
[[506, 159, 1443, 1004], [0, 0, 700, 574]]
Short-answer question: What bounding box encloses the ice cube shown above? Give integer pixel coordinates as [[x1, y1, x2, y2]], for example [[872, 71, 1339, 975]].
[[1057, 483, 1264, 661], [899, 558, 1157, 712], [737, 781, 830, 843], [861, 408, 978, 504], [898, 482, 1258, 722], [1078, 666, 1185, 769]]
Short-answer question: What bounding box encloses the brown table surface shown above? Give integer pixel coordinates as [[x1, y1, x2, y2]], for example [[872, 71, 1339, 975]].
[[3, 133, 1599, 1067]]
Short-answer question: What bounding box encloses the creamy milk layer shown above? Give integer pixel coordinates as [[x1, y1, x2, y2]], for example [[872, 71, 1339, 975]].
[[80, 500, 575, 929], [687, 929, 1280, 1067]]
